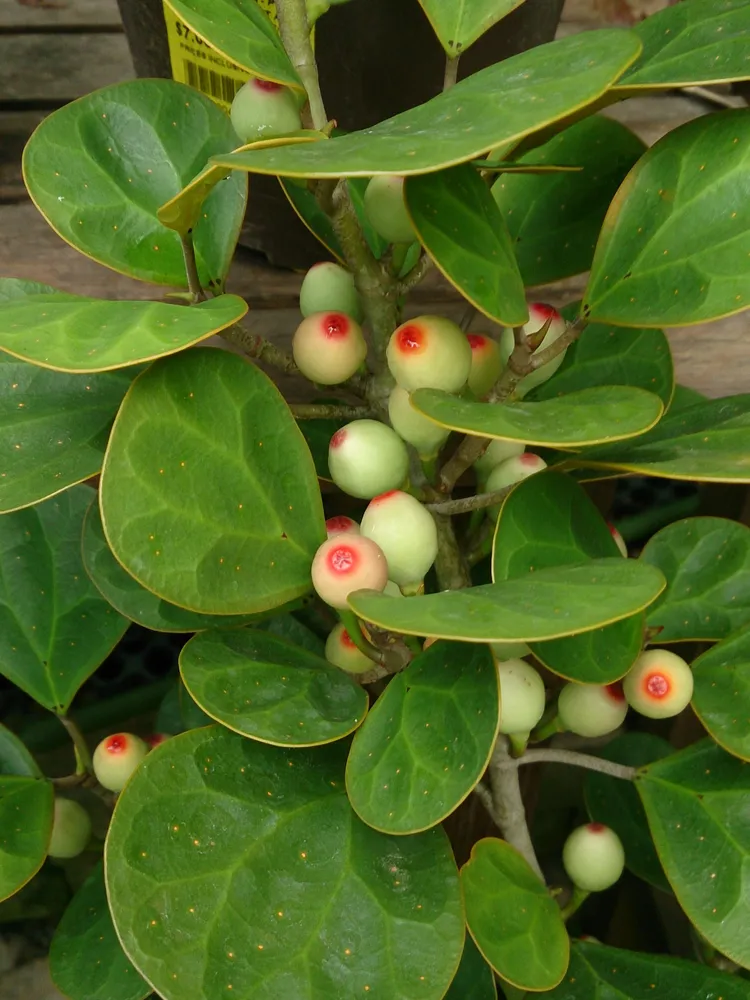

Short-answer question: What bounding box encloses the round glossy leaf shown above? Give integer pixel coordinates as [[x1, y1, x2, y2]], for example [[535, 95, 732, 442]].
[[637, 740, 750, 969], [584, 109, 750, 327], [0, 293, 247, 373], [0, 775, 53, 902], [105, 726, 465, 1000], [0, 353, 134, 514], [584, 732, 672, 892], [261, 613, 325, 656], [23, 80, 247, 288], [493, 471, 643, 684], [346, 641, 499, 834], [446, 936, 497, 1000], [580, 394, 750, 482], [493, 116, 645, 288], [212, 31, 642, 177], [691, 624, 750, 760], [640, 517, 750, 641], [405, 164, 527, 327], [350, 559, 666, 643], [280, 177, 343, 261], [0, 724, 41, 778], [417, 0, 530, 56], [617, 0, 750, 90], [179, 628, 368, 746], [0, 486, 129, 712], [411, 386, 664, 448], [50, 862, 150, 1000], [82, 503, 257, 632], [462, 838, 569, 991], [100, 348, 325, 615], [165, 0, 300, 88], [543, 940, 750, 1000]]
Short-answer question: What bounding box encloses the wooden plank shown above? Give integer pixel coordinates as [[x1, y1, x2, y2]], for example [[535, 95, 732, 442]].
[[0, 0, 121, 30], [0, 110, 45, 201], [0, 33, 133, 102]]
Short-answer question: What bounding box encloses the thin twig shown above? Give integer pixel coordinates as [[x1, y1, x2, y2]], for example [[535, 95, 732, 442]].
[[290, 403, 373, 420], [488, 738, 544, 881], [396, 251, 431, 294], [426, 484, 512, 516], [222, 325, 300, 375], [443, 54, 460, 91], [60, 716, 92, 775], [276, 0, 328, 131], [474, 781, 495, 817], [459, 302, 477, 332], [433, 513, 471, 590], [507, 748, 636, 781], [180, 232, 205, 302]]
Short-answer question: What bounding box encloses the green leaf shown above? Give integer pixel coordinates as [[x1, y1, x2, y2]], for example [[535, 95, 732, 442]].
[[100, 348, 325, 615], [82, 502, 257, 633], [691, 624, 750, 760], [669, 383, 707, 412], [493, 471, 643, 684], [49, 862, 150, 1000], [0, 775, 53, 902], [542, 940, 750, 999], [492, 116, 645, 288], [528, 316, 673, 407], [584, 732, 672, 891], [280, 177, 343, 261], [446, 936, 497, 1000], [637, 740, 750, 969], [350, 559, 665, 642], [105, 726, 465, 1000], [0, 277, 59, 302], [0, 354, 133, 514], [0, 293, 247, 373], [640, 517, 750, 641], [0, 487, 129, 712], [417, 0, 530, 56], [617, 0, 750, 91], [179, 628, 368, 746], [165, 0, 301, 88], [411, 386, 664, 448], [261, 612, 326, 655], [405, 164, 527, 327], [211, 31, 642, 177], [578, 395, 750, 482], [346, 641, 499, 834], [23, 80, 247, 288], [584, 109, 750, 327], [461, 838, 569, 991], [0, 724, 41, 778]]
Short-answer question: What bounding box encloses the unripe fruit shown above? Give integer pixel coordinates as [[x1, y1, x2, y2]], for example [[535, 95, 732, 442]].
[[328, 419, 409, 499], [230, 78, 302, 143], [387, 316, 472, 393], [491, 641, 531, 662], [363, 175, 415, 245], [325, 622, 372, 674], [474, 438, 526, 478], [608, 523, 628, 558], [557, 681, 628, 738], [486, 453, 547, 518], [292, 312, 367, 385], [311, 535, 388, 608], [383, 580, 404, 598], [497, 659, 546, 736], [563, 823, 625, 893], [48, 798, 91, 859], [623, 649, 694, 720], [326, 515, 359, 537], [499, 303, 568, 398], [388, 386, 450, 458], [467, 333, 503, 397], [299, 262, 363, 322], [93, 732, 149, 793], [360, 490, 438, 588]]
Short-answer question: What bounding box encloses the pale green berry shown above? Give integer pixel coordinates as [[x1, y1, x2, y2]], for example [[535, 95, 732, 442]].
[[474, 438, 526, 478], [230, 78, 302, 143], [48, 798, 91, 859], [499, 303, 568, 398], [364, 175, 415, 244], [623, 649, 693, 720], [93, 733, 148, 793], [360, 490, 438, 588], [292, 312, 367, 385], [311, 534, 388, 608], [497, 659, 546, 736], [491, 641, 531, 662], [486, 453, 547, 518], [300, 262, 363, 322], [388, 386, 450, 458], [328, 419, 409, 499], [608, 522, 628, 557], [387, 316, 472, 393], [325, 622, 372, 674], [467, 333, 503, 397], [563, 823, 625, 893], [557, 681, 628, 738], [325, 515, 359, 537]]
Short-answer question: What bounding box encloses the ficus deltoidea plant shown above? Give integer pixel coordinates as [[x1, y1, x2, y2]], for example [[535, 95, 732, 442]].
[[2, 0, 750, 998]]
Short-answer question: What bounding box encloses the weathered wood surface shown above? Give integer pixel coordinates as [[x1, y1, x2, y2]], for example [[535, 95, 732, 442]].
[[0, 0, 121, 28], [0, 33, 133, 101]]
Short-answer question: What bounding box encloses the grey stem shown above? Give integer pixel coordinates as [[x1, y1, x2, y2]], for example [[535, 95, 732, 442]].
[[488, 738, 544, 881]]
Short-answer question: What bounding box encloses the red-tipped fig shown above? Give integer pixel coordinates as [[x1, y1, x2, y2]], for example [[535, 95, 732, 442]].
[[466, 333, 503, 397], [623, 649, 693, 719], [563, 823, 625, 893], [311, 535, 388, 608], [486, 452, 547, 518], [386, 316, 472, 393], [326, 515, 360, 538], [499, 303, 568, 397], [300, 262, 363, 322], [92, 732, 148, 793], [363, 175, 415, 245], [328, 419, 409, 499], [608, 522, 628, 558], [325, 622, 372, 674], [292, 311, 367, 385], [497, 659, 546, 736], [473, 438, 526, 478], [360, 490, 438, 588], [387, 386, 450, 458], [557, 681, 628, 738], [230, 77, 302, 142]]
